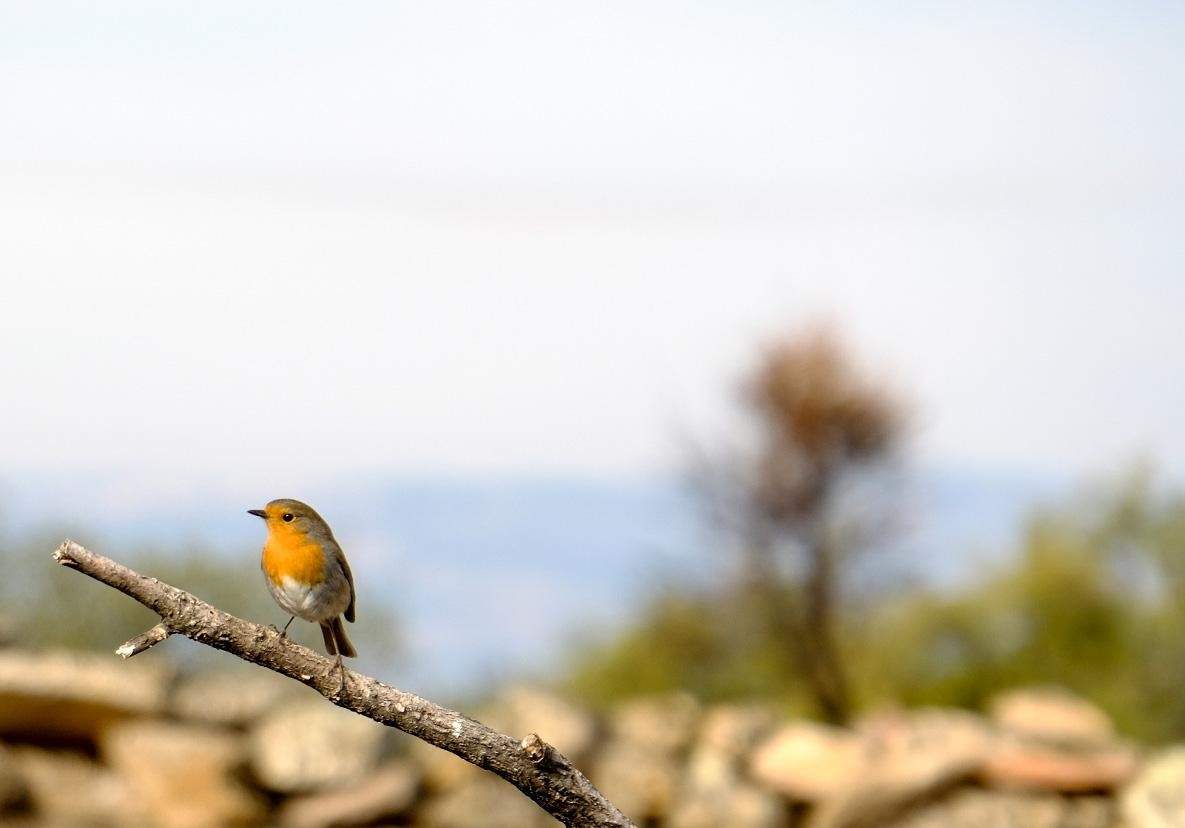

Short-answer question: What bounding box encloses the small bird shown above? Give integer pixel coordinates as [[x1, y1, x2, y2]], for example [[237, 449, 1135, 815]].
[[248, 499, 357, 685]]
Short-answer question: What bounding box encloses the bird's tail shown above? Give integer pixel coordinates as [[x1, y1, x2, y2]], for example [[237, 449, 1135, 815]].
[[320, 616, 358, 658]]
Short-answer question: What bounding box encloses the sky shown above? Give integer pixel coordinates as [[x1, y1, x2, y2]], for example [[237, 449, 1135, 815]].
[[3, 1, 1183, 692], [2, 1, 1184, 496]]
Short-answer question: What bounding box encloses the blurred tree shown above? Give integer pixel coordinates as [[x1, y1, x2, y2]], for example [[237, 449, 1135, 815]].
[[570, 327, 906, 722], [566, 584, 802, 709], [568, 468, 1185, 741], [702, 328, 906, 723]]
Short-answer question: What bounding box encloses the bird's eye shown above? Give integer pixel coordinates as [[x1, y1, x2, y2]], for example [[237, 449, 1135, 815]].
[[282, 513, 294, 523]]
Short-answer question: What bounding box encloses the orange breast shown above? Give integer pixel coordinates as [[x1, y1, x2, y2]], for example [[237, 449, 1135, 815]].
[[262, 527, 328, 586]]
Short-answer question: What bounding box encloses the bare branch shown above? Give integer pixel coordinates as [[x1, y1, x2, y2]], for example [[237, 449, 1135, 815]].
[[52, 539, 634, 828], [116, 622, 170, 658]]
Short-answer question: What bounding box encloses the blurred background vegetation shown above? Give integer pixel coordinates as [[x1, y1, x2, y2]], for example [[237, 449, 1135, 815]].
[[4, 327, 1182, 744], [562, 330, 1185, 744], [566, 468, 1185, 742]]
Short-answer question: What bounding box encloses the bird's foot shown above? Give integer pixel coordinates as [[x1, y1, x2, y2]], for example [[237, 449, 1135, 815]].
[[326, 654, 347, 696], [268, 617, 295, 640]]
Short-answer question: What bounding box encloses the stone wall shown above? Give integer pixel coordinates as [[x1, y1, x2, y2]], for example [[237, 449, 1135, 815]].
[[0, 649, 1177, 827]]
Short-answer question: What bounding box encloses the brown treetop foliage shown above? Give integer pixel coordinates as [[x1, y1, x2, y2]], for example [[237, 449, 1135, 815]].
[[746, 328, 906, 524]]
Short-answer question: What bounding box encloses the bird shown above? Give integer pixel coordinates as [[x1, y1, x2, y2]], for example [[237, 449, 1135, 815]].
[[248, 499, 356, 687]]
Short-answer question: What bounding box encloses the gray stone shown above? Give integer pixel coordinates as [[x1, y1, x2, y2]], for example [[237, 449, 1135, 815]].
[[982, 737, 1139, 793], [277, 760, 420, 827], [990, 687, 1115, 747], [750, 721, 865, 802], [890, 788, 1115, 828], [172, 668, 295, 727], [102, 720, 266, 828], [418, 777, 557, 827], [586, 691, 701, 823], [683, 704, 783, 824], [609, 692, 701, 755], [477, 686, 597, 761], [7, 745, 127, 824], [0, 649, 169, 743], [249, 699, 388, 793], [669, 783, 788, 828], [809, 709, 993, 828], [686, 742, 739, 793], [1122, 746, 1185, 827], [0, 746, 28, 814], [698, 703, 780, 759], [592, 739, 683, 824], [408, 738, 484, 794]]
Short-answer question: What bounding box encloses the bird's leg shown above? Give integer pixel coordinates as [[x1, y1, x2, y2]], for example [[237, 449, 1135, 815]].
[[266, 616, 296, 640], [327, 652, 347, 695]]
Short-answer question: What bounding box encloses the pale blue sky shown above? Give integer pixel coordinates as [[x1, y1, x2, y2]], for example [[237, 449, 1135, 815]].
[[2, 2, 1184, 501]]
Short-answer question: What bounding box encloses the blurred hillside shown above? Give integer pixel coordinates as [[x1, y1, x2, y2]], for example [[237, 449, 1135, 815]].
[[1, 466, 1057, 694], [566, 471, 1185, 742]]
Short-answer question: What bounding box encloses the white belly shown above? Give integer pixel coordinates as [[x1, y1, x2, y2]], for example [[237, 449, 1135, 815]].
[[269, 576, 336, 622]]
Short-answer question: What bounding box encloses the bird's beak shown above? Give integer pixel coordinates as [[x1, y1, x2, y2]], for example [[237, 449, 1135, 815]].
[[247, 509, 267, 519]]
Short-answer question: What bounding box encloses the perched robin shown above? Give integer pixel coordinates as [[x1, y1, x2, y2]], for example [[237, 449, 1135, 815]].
[[248, 499, 357, 683]]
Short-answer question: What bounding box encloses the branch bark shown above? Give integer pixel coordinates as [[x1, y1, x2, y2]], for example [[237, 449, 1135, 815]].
[[115, 622, 171, 658], [52, 539, 634, 828]]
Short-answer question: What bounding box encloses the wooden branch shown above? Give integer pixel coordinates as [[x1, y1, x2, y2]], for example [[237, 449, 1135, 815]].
[[52, 540, 634, 828], [116, 622, 170, 658]]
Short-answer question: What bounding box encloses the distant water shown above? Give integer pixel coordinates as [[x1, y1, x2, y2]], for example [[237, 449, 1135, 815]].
[[1, 467, 1065, 695]]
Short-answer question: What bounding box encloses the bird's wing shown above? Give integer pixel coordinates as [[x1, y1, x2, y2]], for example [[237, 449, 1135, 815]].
[[332, 542, 357, 623]]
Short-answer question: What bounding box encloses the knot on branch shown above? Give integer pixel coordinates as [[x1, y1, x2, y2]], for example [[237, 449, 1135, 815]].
[[521, 732, 550, 764], [52, 540, 82, 568]]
